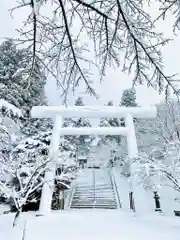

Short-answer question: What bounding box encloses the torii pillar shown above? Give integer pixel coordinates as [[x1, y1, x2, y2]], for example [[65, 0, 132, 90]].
[[31, 106, 157, 215]]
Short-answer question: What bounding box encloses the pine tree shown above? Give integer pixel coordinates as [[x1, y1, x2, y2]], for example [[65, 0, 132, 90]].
[[0, 39, 50, 137], [99, 100, 122, 145], [0, 101, 22, 165], [120, 89, 137, 107], [119, 88, 138, 128], [64, 97, 93, 155], [74, 97, 84, 106], [0, 39, 46, 111], [0, 41, 52, 206]]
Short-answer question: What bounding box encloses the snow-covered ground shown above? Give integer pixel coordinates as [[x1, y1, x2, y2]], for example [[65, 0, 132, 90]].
[[1, 209, 180, 240], [1, 167, 180, 240], [113, 166, 180, 216], [0, 204, 10, 215]]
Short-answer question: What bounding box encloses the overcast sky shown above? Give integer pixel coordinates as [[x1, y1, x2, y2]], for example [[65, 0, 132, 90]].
[[1, 1, 180, 107]]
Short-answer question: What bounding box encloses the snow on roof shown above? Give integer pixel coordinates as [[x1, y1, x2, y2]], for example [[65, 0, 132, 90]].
[[0, 99, 22, 117]]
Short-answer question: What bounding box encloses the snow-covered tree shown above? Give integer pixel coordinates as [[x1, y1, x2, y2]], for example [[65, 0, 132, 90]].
[[119, 88, 138, 129], [12, 1, 178, 100], [99, 100, 122, 145], [120, 100, 180, 184], [11, 130, 77, 172], [0, 129, 78, 218], [0, 100, 23, 206], [0, 39, 51, 137], [0, 100, 22, 162], [135, 117, 161, 155], [120, 89, 137, 107], [157, 100, 180, 143], [136, 100, 180, 156], [0, 40, 70, 216], [154, 1, 180, 31], [0, 152, 76, 224], [74, 96, 84, 106], [131, 153, 162, 191], [132, 140, 180, 193], [0, 39, 46, 111], [0, 40, 52, 211], [22, 116, 53, 137], [111, 89, 137, 166], [64, 97, 93, 154]]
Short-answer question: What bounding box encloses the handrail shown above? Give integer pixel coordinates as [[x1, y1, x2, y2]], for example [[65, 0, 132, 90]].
[[109, 168, 122, 208], [93, 170, 96, 208]]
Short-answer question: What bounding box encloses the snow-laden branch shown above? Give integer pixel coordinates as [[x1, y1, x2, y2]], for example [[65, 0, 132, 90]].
[[132, 143, 180, 192], [0, 134, 77, 225], [12, 0, 179, 101], [154, 0, 180, 33]]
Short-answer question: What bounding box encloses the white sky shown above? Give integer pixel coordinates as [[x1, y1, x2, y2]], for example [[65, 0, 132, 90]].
[[1, 1, 180, 107]]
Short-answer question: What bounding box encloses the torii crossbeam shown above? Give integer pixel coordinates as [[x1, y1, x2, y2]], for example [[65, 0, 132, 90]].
[[31, 105, 157, 214]]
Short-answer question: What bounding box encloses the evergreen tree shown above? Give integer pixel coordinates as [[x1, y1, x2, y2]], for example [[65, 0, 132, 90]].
[[11, 131, 76, 169], [74, 97, 84, 106], [0, 41, 52, 205], [0, 39, 50, 137], [0, 100, 22, 165], [64, 97, 93, 154], [120, 89, 137, 107], [0, 39, 46, 111], [99, 100, 122, 145], [119, 88, 138, 127]]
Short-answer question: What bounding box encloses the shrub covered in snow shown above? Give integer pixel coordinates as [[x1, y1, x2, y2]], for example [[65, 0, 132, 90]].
[[0, 128, 78, 214], [131, 141, 180, 192]]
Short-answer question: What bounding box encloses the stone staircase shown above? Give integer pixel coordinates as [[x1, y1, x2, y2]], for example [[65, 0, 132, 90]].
[[70, 169, 118, 209]]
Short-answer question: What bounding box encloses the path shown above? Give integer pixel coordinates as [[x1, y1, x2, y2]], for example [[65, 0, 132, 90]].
[[70, 168, 120, 209]]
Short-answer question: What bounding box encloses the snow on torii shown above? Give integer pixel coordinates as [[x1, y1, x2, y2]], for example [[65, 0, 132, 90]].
[[31, 105, 157, 215]]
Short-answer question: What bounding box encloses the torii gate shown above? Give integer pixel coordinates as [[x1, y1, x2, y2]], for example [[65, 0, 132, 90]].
[[31, 105, 157, 215]]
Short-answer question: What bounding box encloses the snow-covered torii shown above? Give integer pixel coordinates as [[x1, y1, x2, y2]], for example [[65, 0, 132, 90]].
[[31, 105, 157, 214]]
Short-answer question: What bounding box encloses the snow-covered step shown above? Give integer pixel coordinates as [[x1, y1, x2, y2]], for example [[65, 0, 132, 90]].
[[72, 199, 117, 203], [74, 190, 114, 193], [71, 205, 117, 209], [71, 205, 117, 208], [73, 195, 115, 198], [70, 169, 119, 209], [72, 203, 117, 206], [73, 194, 116, 198], [71, 203, 117, 207], [71, 202, 117, 206]]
